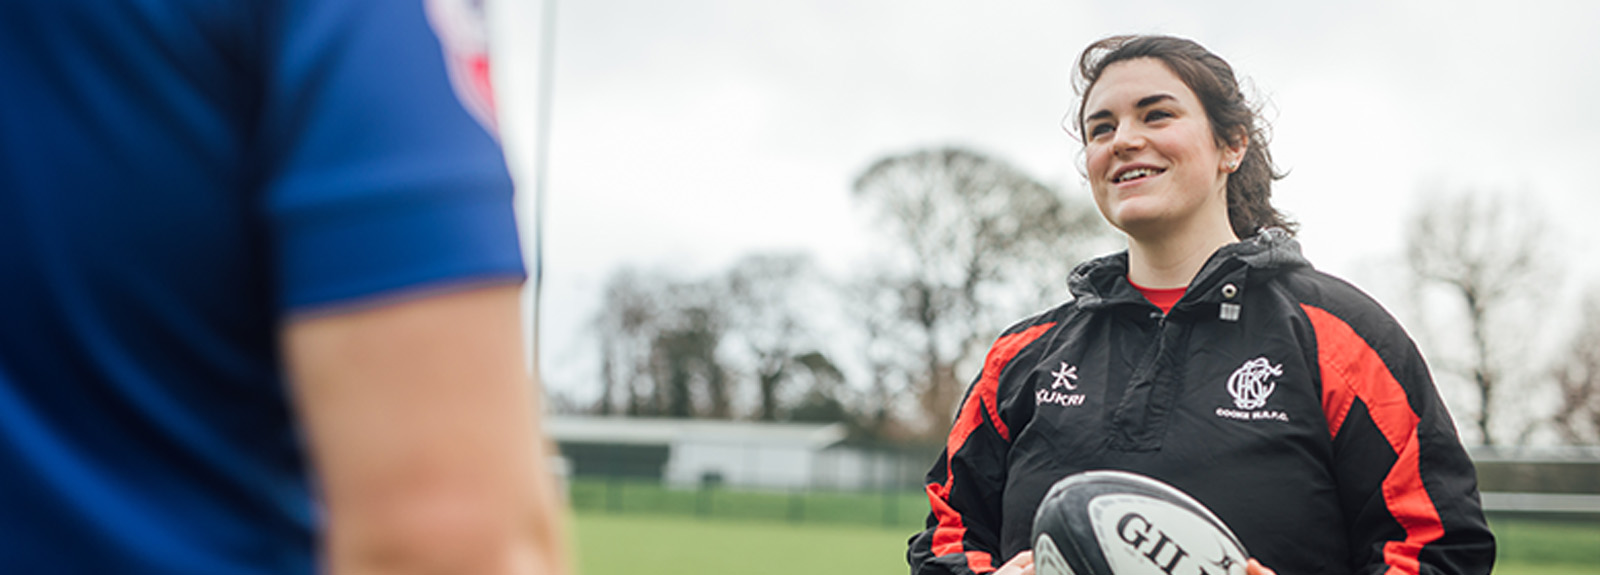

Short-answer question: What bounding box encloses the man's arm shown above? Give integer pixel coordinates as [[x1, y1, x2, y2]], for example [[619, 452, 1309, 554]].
[[283, 284, 566, 575]]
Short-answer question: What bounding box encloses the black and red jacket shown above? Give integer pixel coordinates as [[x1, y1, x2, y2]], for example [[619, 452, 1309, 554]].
[[907, 231, 1495, 575]]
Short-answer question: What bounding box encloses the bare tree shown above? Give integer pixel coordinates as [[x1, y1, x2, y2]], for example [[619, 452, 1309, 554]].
[[852, 146, 1110, 432], [786, 351, 851, 424], [593, 268, 660, 416], [841, 273, 919, 441], [592, 267, 732, 419], [648, 294, 730, 418], [1404, 190, 1551, 446], [720, 252, 825, 421], [1551, 292, 1600, 444]]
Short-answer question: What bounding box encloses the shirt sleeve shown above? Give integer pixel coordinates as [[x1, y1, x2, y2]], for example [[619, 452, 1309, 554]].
[[258, 0, 524, 313], [909, 323, 1055, 575], [1301, 303, 1496, 575]]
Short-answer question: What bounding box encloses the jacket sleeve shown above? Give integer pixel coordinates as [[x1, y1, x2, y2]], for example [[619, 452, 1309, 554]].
[[1301, 303, 1496, 575], [908, 323, 1055, 575]]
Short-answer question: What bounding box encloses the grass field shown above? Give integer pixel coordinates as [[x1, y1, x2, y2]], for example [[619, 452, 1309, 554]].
[[565, 480, 1600, 573], [572, 513, 910, 575], [1489, 517, 1600, 575], [569, 512, 1600, 575], [1495, 566, 1600, 575]]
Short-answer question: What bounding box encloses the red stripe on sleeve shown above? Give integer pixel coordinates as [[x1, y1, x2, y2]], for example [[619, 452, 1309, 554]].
[[1320, 365, 1357, 439], [927, 322, 1055, 572], [928, 482, 978, 558], [1302, 304, 1445, 575], [965, 551, 996, 572], [979, 323, 1054, 442]]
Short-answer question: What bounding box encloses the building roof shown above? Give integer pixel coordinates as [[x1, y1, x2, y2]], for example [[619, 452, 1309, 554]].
[[546, 415, 848, 449]]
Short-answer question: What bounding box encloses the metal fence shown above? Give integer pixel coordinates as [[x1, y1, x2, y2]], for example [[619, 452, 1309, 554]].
[[1472, 446, 1600, 522], [566, 476, 931, 529], [559, 444, 1600, 527]]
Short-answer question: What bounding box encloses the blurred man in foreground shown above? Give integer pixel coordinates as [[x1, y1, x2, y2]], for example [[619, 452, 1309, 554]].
[[0, 0, 567, 572]]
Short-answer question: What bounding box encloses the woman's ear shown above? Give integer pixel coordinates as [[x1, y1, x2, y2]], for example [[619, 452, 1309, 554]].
[[1223, 128, 1249, 171]]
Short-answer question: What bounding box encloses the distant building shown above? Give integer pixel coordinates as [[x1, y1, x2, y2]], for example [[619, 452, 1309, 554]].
[[548, 415, 858, 490]]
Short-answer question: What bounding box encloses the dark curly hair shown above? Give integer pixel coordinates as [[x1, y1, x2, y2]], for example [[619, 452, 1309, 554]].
[[1070, 35, 1295, 239]]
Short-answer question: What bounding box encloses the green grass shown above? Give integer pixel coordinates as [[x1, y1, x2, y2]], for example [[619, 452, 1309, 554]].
[[1493, 566, 1600, 575], [564, 482, 1600, 574], [568, 510, 1600, 575], [1490, 517, 1600, 574], [572, 513, 912, 575]]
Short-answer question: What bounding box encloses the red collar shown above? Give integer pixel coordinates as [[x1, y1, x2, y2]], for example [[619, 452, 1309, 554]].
[[1129, 278, 1186, 315]]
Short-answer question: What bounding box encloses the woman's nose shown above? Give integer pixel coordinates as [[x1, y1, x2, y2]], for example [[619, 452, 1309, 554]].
[[1111, 123, 1145, 154]]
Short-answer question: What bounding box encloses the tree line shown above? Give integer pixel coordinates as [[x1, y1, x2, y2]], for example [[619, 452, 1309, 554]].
[[573, 145, 1600, 446], [1405, 192, 1600, 445], [580, 147, 1110, 442]]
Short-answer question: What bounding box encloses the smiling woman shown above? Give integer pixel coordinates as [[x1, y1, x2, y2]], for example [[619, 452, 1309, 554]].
[[1071, 35, 1294, 289], [1073, 36, 1292, 244], [1080, 57, 1241, 269], [906, 35, 1496, 575]]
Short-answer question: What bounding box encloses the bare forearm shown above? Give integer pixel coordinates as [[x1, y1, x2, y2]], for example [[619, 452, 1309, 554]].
[[285, 284, 568, 575]]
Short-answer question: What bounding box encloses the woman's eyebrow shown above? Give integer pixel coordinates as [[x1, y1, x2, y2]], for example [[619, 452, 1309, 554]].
[[1136, 93, 1177, 108], [1084, 93, 1179, 124]]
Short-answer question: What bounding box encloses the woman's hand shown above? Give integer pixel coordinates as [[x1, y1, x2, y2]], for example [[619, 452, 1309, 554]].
[[1247, 558, 1278, 575], [995, 551, 1034, 575]]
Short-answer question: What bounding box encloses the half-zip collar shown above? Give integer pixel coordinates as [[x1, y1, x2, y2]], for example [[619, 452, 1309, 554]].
[[1067, 227, 1310, 319]]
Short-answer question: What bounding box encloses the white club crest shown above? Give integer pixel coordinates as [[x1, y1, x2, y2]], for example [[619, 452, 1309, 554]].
[[1227, 357, 1281, 410]]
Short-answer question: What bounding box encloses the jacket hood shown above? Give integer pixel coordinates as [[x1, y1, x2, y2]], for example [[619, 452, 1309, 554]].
[[1068, 227, 1311, 316]]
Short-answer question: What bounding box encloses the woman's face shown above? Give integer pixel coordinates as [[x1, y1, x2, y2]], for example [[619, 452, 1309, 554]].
[[1081, 58, 1242, 241]]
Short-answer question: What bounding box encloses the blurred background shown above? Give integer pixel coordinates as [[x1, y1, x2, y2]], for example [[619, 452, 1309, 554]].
[[486, 1, 1600, 573]]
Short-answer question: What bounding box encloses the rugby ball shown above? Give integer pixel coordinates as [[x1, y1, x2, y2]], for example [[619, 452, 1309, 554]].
[[1031, 470, 1249, 575]]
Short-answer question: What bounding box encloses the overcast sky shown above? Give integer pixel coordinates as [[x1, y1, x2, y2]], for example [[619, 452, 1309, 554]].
[[489, 0, 1600, 405]]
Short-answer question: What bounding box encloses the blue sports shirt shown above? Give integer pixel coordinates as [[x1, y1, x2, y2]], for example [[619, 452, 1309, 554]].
[[0, 0, 525, 572]]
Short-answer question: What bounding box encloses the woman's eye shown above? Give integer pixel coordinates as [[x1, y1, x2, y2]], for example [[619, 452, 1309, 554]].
[[1145, 109, 1173, 122], [1089, 123, 1114, 138]]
